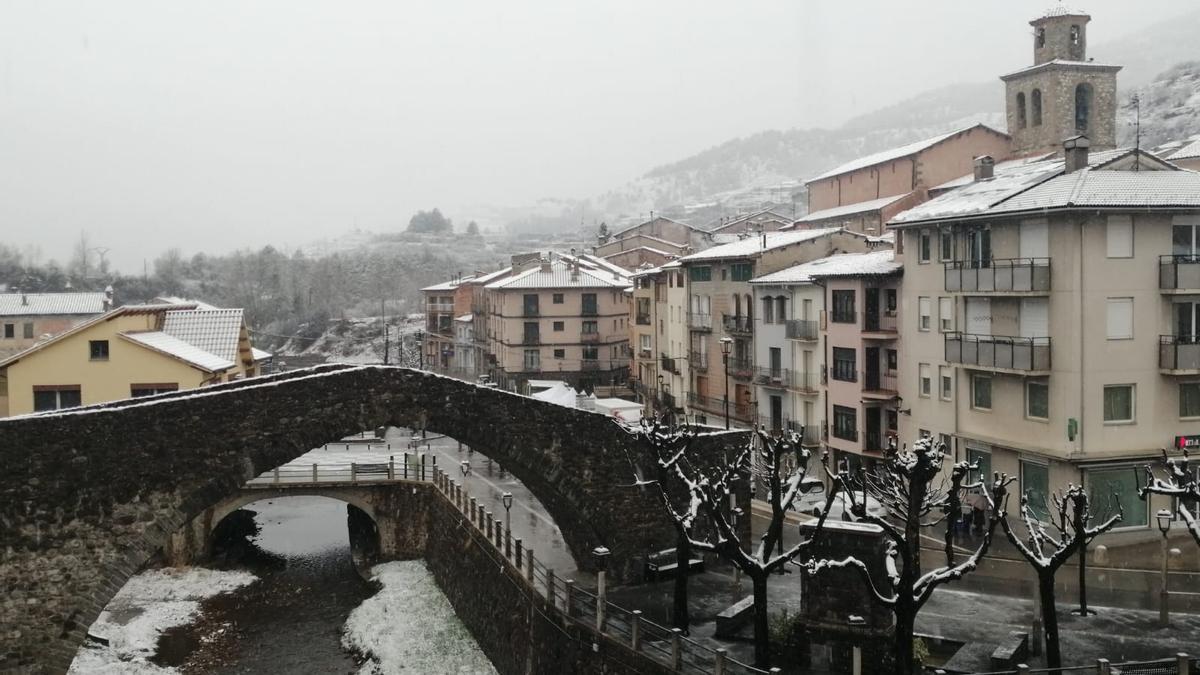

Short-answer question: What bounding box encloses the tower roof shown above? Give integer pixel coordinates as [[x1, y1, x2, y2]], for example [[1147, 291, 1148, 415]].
[[1031, 5, 1089, 23]]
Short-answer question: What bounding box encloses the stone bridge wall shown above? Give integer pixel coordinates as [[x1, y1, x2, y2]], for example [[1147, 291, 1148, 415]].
[[0, 365, 748, 674]]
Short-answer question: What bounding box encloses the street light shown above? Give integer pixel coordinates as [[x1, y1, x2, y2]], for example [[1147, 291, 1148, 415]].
[[416, 330, 425, 369], [720, 337, 733, 430], [460, 460, 470, 477], [1157, 508, 1172, 627], [502, 492, 514, 552], [594, 546, 612, 632]]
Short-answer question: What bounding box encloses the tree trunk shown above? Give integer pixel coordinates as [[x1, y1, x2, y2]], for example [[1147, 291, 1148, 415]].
[[673, 535, 691, 631], [752, 572, 771, 668], [893, 604, 915, 675], [1038, 571, 1062, 671]]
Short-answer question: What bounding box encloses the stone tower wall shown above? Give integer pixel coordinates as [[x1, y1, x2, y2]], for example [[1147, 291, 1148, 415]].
[[1005, 66, 1119, 156]]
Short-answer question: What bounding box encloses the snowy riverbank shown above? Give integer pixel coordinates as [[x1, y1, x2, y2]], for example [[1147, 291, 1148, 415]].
[[343, 560, 497, 674], [68, 567, 257, 674]]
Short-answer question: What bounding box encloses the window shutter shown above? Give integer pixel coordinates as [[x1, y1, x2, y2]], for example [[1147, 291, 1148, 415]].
[[1106, 216, 1133, 258], [1106, 298, 1133, 339]]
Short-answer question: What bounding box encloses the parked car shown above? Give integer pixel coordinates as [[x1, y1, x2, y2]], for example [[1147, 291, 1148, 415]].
[[795, 480, 888, 522]]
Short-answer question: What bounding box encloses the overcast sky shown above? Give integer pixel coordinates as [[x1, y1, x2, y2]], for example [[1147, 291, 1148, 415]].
[[0, 1, 1189, 271]]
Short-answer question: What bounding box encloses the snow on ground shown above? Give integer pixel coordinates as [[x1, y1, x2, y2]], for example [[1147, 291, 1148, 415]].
[[68, 568, 257, 674], [343, 560, 497, 675]]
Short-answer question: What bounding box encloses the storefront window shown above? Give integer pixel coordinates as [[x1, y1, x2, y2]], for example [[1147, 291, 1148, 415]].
[[1086, 466, 1148, 528]]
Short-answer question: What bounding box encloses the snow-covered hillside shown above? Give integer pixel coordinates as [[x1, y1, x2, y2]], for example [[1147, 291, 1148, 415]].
[[1120, 61, 1200, 149]]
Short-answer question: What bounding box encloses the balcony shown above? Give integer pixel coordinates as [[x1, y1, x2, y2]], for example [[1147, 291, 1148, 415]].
[[862, 371, 899, 399], [830, 310, 857, 325], [1160, 255, 1200, 292], [863, 311, 898, 335], [945, 332, 1051, 373], [581, 331, 601, 343], [1160, 335, 1200, 373], [688, 350, 708, 371], [522, 306, 540, 318], [728, 356, 754, 380], [687, 393, 753, 420], [661, 354, 679, 375], [636, 313, 651, 325], [521, 332, 541, 346], [689, 313, 713, 332], [785, 319, 818, 341], [722, 315, 753, 335], [944, 258, 1051, 294]]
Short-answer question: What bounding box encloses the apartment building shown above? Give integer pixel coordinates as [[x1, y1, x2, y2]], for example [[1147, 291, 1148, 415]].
[[595, 215, 708, 269], [629, 261, 689, 416], [484, 254, 630, 390], [676, 228, 877, 427], [0, 290, 111, 358], [706, 208, 794, 236], [420, 275, 476, 372]]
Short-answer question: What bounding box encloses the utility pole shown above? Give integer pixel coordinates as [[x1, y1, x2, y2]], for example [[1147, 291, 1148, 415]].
[[381, 298, 390, 365]]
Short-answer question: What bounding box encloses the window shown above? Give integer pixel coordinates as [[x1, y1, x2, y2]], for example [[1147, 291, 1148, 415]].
[[1035, 27, 1045, 48], [831, 290, 855, 323], [940, 366, 952, 401], [887, 349, 898, 372], [832, 405, 857, 442], [1031, 89, 1043, 126], [640, 334, 651, 353], [730, 263, 753, 282], [1174, 221, 1200, 257], [918, 297, 931, 331], [581, 293, 597, 316], [919, 230, 932, 263], [919, 363, 931, 397], [1106, 216, 1133, 258], [939, 230, 953, 261], [1075, 83, 1092, 131], [762, 297, 774, 324], [1103, 384, 1135, 423], [523, 322, 540, 344], [1106, 298, 1133, 340], [972, 374, 992, 410], [582, 320, 598, 334], [32, 385, 81, 412], [523, 294, 540, 316], [967, 447, 991, 486], [635, 298, 651, 324], [831, 347, 857, 382], [1070, 24, 1080, 45], [553, 348, 565, 359], [553, 321, 564, 331], [1026, 379, 1049, 420], [552, 293, 564, 304], [582, 346, 599, 360], [940, 433, 952, 451], [89, 340, 110, 361], [938, 297, 953, 332], [1182, 383, 1200, 418], [885, 289, 897, 313], [776, 297, 786, 323], [2, 323, 12, 339], [1087, 466, 1149, 528], [1021, 460, 1050, 519], [131, 384, 178, 397], [22, 322, 33, 339], [689, 266, 712, 282], [1016, 92, 1027, 129], [523, 349, 540, 370]]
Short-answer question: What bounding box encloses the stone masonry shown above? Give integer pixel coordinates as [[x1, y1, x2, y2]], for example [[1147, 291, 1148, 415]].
[[0, 364, 749, 674]]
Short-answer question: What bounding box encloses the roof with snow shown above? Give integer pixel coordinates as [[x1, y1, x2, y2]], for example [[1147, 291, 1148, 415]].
[[485, 259, 629, 290], [677, 228, 844, 263], [793, 194, 909, 223], [420, 275, 476, 292], [1035, 5, 1088, 19], [1000, 59, 1121, 81], [0, 292, 107, 317], [610, 215, 701, 240], [119, 331, 236, 373], [1171, 138, 1200, 161], [161, 309, 245, 363], [750, 250, 901, 285], [806, 124, 1006, 184], [705, 208, 795, 232], [152, 296, 220, 310], [251, 347, 273, 362]]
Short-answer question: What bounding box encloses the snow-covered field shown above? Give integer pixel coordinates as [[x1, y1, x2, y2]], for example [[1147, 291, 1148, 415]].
[[343, 560, 497, 675], [67, 567, 257, 674]]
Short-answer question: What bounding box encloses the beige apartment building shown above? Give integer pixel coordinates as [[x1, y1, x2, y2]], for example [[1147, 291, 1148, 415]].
[[677, 229, 878, 427], [629, 261, 689, 416], [0, 291, 111, 358], [484, 254, 630, 390], [421, 274, 478, 374]]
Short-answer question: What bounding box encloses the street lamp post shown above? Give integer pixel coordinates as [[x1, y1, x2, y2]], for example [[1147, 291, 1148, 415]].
[[1157, 508, 1172, 627], [720, 337, 733, 430], [416, 331, 425, 369], [460, 460, 470, 478], [502, 492, 514, 554], [594, 546, 611, 632]]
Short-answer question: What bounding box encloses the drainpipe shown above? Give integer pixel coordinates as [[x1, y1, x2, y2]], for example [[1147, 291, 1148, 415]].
[[1077, 214, 1084, 457]]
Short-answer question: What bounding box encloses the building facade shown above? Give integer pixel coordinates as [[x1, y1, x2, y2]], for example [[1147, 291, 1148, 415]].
[[0, 291, 111, 359]]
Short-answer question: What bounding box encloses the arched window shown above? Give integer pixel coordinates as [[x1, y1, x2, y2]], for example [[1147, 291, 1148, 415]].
[[1075, 83, 1092, 131], [1070, 25, 1080, 45], [1035, 27, 1046, 48], [1031, 89, 1043, 127], [1016, 92, 1027, 129]]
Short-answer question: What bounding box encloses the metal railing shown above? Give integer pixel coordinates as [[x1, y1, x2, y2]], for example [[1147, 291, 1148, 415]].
[[1161, 334, 1200, 371], [636, 313, 652, 325], [729, 356, 754, 379], [687, 392, 754, 420], [722, 314, 753, 334], [521, 333, 541, 346], [247, 452, 439, 486], [426, 302, 455, 313], [830, 309, 857, 324], [784, 319, 818, 340], [689, 350, 708, 371], [431, 467, 767, 675], [661, 354, 679, 375], [689, 312, 712, 331], [945, 332, 1051, 371], [944, 257, 1052, 293], [864, 311, 898, 333], [581, 331, 601, 343], [956, 654, 1194, 675], [863, 371, 899, 394], [522, 306, 540, 317], [1160, 254, 1200, 291]]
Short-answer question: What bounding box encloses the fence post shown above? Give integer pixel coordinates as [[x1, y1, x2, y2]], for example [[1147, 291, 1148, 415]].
[[1097, 659, 1110, 675], [469, 498, 477, 524], [670, 628, 682, 670], [388, 455, 394, 480], [565, 580, 574, 617], [630, 610, 641, 652], [273, 467, 280, 484], [714, 648, 726, 675], [1017, 665, 1030, 675], [527, 550, 535, 584], [505, 527, 512, 558], [403, 453, 409, 480], [546, 568, 556, 605], [515, 539, 523, 571], [486, 511, 494, 540], [420, 453, 426, 481], [312, 463, 318, 482], [1178, 654, 1191, 675], [351, 462, 357, 482]]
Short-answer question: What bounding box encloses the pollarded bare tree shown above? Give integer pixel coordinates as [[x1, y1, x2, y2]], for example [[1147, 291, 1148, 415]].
[[991, 478, 1122, 670], [1141, 449, 1200, 547], [808, 437, 994, 675], [636, 420, 838, 668]]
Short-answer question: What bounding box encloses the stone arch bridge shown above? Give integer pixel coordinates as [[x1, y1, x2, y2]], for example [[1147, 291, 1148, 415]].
[[0, 364, 745, 674]]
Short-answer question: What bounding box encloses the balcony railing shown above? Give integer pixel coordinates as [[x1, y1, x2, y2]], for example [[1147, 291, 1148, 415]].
[[689, 313, 712, 331], [1160, 255, 1200, 291], [1160, 334, 1200, 371], [945, 332, 1051, 372], [582, 306, 598, 317], [581, 332, 601, 343], [722, 315, 753, 334], [944, 258, 1051, 293], [688, 350, 708, 371], [785, 319, 818, 341], [831, 425, 858, 443], [863, 311, 898, 333], [687, 393, 753, 420], [830, 310, 857, 324], [427, 302, 454, 313], [521, 333, 541, 346], [728, 356, 754, 379], [635, 313, 651, 325], [522, 306, 540, 317], [581, 359, 602, 371], [661, 354, 679, 375], [863, 371, 899, 394]]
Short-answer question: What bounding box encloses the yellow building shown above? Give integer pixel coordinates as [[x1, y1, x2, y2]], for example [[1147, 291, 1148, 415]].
[[0, 303, 267, 417]]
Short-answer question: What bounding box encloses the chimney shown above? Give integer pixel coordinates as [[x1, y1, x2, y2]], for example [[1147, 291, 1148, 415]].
[[103, 285, 115, 311], [1064, 135, 1090, 174], [973, 155, 995, 181], [540, 259, 552, 273], [21, 292, 27, 306]]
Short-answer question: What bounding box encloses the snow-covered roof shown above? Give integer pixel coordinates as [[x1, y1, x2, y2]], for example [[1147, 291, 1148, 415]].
[[1171, 138, 1200, 162], [602, 245, 675, 259], [152, 296, 220, 310], [793, 194, 909, 223], [677, 228, 843, 263], [1036, 5, 1088, 19], [806, 124, 1004, 183], [931, 153, 1058, 191], [705, 208, 794, 232], [0, 292, 107, 317], [251, 347, 273, 362], [119, 331, 236, 373], [420, 275, 476, 293], [610, 215, 701, 240], [485, 259, 629, 290], [1000, 59, 1121, 81], [473, 266, 513, 284], [162, 308, 244, 363], [454, 314, 473, 322], [750, 250, 900, 285]]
